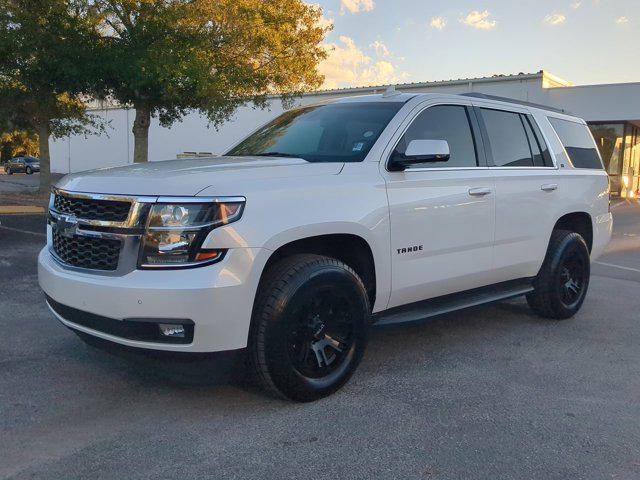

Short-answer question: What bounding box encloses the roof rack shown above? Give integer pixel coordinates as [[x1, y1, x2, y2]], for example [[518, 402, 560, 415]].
[[460, 92, 568, 114]]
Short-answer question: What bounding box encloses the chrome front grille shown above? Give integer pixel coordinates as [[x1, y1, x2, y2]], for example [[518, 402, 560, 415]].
[[53, 193, 131, 222], [52, 230, 121, 271], [48, 189, 155, 274], [47, 188, 242, 275]]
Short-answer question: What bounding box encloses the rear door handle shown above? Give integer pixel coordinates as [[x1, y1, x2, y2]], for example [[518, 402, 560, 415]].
[[541, 183, 558, 192], [468, 187, 492, 197]]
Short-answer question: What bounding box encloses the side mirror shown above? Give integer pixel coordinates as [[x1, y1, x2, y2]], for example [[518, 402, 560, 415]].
[[389, 139, 450, 171]]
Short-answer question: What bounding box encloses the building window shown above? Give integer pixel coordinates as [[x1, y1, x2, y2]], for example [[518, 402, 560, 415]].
[[589, 123, 625, 195], [623, 124, 640, 198]]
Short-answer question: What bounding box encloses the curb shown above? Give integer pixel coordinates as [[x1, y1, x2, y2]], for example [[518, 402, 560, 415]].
[[0, 205, 46, 215]]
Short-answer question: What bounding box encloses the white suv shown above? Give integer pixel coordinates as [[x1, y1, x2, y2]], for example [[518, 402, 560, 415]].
[[39, 92, 612, 401]]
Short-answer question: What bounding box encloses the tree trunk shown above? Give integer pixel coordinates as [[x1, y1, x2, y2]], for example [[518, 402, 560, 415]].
[[37, 122, 51, 192], [0, 144, 10, 164], [132, 106, 151, 163]]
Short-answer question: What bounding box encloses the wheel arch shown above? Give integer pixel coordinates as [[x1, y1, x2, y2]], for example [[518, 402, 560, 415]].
[[552, 211, 593, 252], [259, 232, 378, 310]]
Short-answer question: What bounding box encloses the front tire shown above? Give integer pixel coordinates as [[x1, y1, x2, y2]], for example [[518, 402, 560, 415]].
[[249, 254, 370, 402], [527, 230, 591, 320], [26, 166, 32, 174]]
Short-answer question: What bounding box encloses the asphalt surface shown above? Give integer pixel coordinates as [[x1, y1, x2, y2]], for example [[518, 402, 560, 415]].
[[0, 171, 40, 193], [0, 171, 65, 195], [1, 203, 640, 480]]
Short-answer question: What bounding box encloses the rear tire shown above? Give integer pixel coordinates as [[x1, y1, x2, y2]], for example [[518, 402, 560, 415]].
[[249, 254, 370, 402], [526, 230, 590, 320], [6, 167, 12, 175]]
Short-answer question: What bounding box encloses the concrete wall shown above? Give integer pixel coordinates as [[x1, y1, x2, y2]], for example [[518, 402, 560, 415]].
[[50, 97, 329, 174], [50, 103, 285, 173], [543, 83, 640, 122], [49, 74, 640, 174]]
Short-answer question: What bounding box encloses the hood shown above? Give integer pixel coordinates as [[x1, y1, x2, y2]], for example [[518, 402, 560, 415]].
[[56, 156, 344, 196]]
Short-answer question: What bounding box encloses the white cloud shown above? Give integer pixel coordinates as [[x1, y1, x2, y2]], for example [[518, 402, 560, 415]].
[[460, 10, 497, 30], [616, 16, 629, 24], [340, 0, 374, 15], [360, 61, 408, 86], [430, 16, 447, 30], [369, 40, 390, 57], [308, 3, 334, 30], [571, 0, 582, 9], [317, 14, 334, 30], [544, 13, 567, 26], [319, 36, 408, 89]]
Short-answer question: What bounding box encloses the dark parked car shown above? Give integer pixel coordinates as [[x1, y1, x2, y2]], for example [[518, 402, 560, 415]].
[[4, 157, 40, 175]]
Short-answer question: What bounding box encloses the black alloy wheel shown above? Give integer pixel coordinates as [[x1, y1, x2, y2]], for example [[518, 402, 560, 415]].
[[249, 254, 370, 402], [287, 288, 357, 379], [557, 245, 588, 309], [527, 230, 591, 320]]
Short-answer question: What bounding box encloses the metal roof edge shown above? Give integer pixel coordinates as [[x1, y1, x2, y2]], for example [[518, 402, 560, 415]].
[[301, 72, 546, 98]]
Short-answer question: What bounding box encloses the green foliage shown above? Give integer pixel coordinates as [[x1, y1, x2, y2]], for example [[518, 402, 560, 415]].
[[0, 0, 331, 174], [0, 0, 107, 187], [91, 0, 329, 125], [0, 83, 107, 139], [0, 0, 100, 126], [0, 130, 38, 162], [85, 0, 330, 161]]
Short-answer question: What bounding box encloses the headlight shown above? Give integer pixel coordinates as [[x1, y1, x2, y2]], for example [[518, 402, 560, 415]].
[[139, 200, 244, 268]]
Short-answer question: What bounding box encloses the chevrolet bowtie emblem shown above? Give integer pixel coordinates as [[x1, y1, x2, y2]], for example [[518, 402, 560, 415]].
[[56, 215, 78, 238]]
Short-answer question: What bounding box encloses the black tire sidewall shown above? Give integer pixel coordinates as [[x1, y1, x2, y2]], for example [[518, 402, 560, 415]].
[[542, 232, 591, 318], [256, 260, 369, 401], [26, 167, 32, 174]]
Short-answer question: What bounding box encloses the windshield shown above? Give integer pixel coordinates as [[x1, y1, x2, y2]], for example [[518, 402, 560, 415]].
[[227, 102, 404, 163], [24, 158, 38, 164]]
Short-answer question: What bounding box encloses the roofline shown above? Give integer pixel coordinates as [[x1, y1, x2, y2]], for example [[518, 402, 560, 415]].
[[84, 70, 640, 113], [546, 80, 640, 90], [302, 71, 547, 98], [542, 71, 573, 88], [85, 71, 547, 111]]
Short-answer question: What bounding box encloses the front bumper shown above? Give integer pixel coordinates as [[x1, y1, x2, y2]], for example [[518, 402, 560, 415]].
[[38, 246, 265, 352]]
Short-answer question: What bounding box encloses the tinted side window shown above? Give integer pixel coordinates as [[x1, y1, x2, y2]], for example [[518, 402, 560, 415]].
[[522, 116, 544, 166], [481, 109, 533, 167], [526, 115, 554, 166], [394, 105, 477, 168], [548, 117, 603, 169]]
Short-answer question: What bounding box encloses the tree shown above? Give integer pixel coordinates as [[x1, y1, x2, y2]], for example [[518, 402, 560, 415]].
[[89, 0, 329, 163], [0, 130, 39, 163], [0, 0, 105, 190]]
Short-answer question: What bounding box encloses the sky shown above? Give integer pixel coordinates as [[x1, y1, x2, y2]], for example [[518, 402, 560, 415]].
[[313, 0, 639, 89]]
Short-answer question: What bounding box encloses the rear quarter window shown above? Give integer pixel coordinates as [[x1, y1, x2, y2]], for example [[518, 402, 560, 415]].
[[548, 117, 603, 169]]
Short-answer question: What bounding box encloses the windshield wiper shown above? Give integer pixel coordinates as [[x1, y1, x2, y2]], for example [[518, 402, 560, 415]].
[[253, 152, 302, 159]]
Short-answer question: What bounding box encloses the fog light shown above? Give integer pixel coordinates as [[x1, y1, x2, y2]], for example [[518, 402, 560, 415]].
[[159, 324, 186, 338]]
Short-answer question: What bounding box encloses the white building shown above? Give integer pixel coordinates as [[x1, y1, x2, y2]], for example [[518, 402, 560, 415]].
[[51, 70, 640, 197]]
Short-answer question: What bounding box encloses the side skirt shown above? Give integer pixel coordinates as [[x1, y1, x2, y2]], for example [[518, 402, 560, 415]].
[[372, 278, 534, 328]]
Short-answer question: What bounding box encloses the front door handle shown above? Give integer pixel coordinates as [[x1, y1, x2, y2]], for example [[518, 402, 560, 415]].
[[541, 183, 558, 192], [468, 187, 492, 197]]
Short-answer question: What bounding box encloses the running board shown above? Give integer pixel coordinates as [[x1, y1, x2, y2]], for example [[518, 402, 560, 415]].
[[372, 279, 534, 327]]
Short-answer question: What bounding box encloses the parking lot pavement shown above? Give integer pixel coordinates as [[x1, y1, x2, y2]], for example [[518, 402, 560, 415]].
[[0, 172, 65, 195], [591, 200, 640, 283], [0, 172, 40, 192], [1, 206, 640, 480]]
